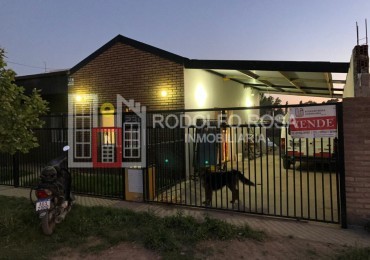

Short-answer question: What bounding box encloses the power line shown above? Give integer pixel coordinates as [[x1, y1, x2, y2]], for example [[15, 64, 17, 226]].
[[7, 60, 49, 70]]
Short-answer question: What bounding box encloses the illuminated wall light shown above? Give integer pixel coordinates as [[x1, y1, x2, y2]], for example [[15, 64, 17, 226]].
[[246, 97, 253, 107], [73, 93, 92, 103], [161, 90, 168, 97], [195, 84, 207, 107], [245, 87, 255, 107], [75, 95, 83, 102]]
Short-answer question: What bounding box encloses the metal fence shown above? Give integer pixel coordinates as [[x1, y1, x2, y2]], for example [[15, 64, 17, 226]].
[[0, 103, 346, 225], [0, 115, 125, 199], [144, 103, 345, 224]]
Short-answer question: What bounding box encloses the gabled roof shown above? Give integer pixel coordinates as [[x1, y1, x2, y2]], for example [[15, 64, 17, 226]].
[[70, 34, 188, 73]]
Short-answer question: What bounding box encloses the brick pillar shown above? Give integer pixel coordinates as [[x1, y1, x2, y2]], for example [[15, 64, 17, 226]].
[[343, 97, 370, 226]]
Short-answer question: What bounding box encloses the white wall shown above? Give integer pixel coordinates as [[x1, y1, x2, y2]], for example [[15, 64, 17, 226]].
[[343, 54, 355, 98], [184, 69, 259, 123], [184, 69, 260, 177]]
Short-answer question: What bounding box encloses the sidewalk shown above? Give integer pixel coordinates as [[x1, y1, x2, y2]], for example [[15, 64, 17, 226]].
[[1, 185, 369, 247]]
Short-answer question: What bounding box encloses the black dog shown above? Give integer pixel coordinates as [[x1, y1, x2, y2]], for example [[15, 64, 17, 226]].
[[199, 168, 255, 206]]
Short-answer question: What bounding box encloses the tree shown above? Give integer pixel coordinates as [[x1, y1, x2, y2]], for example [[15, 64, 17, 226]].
[[259, 93, 285, 117], [323, 98, 340, 104], [0, 49, 48, 154], [300, 100, 317, 105]]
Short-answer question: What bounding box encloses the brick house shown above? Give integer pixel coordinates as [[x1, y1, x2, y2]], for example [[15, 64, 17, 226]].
[[15, 34, 348, 170], [16, 35, 370, 227]]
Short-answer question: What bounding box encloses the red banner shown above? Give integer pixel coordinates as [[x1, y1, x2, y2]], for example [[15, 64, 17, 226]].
[[288, 105, 337, 138]]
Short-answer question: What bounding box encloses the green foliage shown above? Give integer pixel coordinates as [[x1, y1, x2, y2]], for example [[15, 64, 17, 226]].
[[336, 246, 370, 260], [0, 49, 48, 154], [324, 98, 340, 104], [299, 98, 340, 105], [259, 93, 285, 117], [0, 196, 265, 259], [365, 221, 370, 233], [300, 100, 317, 105]]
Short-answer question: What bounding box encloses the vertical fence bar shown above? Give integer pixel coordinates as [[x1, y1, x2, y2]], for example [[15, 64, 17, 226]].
[[285, 125, 289, 216], [272, 122, 280, 215], [247, 126, 252, 212], [313, 138, 318, 220], [306, 138, 310, 219], [253, 126, 257, 211], [328, 138, 334, 222], [279, 125, 283, 216], [259, 126, 263, 213], [321, 138, 325, 221], [293, 138, 296, 217], [336, 103, 347, 228], [299, 139, 303, 218], [13, 152, 19, 187], [266, 125, 270, 214]]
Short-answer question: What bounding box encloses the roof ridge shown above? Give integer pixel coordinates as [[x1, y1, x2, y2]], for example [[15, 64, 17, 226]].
[[70, 34, 188, 73]]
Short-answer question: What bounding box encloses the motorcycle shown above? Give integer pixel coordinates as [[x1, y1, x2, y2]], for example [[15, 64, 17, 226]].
[[30, 145, 73, 235]]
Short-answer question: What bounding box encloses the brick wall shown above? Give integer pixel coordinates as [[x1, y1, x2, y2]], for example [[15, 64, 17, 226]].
[[69, 42, 184, 111], [343, 97, 370, 226]]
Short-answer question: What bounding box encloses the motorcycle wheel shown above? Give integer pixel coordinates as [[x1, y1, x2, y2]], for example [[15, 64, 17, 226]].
[[41, 211, 56, 235]]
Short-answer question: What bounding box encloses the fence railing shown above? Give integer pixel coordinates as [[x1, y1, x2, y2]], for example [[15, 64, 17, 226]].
[[0, 103, 345, 224], [144, 103, 343, 224]]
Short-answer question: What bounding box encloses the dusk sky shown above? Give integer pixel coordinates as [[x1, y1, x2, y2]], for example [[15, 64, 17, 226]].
[[1, 0, 369, 103]]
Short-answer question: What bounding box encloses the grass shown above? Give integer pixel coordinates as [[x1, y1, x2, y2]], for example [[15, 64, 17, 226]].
[[336, 247, 370, 260], [72, 172, 123, 197], [365, 221, 370, 233], [0, 195, 265, 259]]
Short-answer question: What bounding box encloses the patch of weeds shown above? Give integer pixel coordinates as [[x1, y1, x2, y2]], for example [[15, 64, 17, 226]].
[[335, 246, 370, 260], [364, 221, 370, 233], [0, 195, 265, 259], [85, 241, 111, 254], [306, 249, 317, 257]]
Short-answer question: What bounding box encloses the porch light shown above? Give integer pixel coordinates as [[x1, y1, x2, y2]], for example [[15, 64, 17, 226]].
[[161, 90, 168, 97], [246, 98, 253, 107], [75, 95, 83, 102], [195, 85, 207, 107]]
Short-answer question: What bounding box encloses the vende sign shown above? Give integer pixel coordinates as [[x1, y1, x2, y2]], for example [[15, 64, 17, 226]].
[[289, 105, 337, 138]]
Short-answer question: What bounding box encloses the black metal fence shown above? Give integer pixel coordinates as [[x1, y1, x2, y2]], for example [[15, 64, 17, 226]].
[[144, 103, 345, 224], [0, 115, 125, 199], [0, 104, 346, 224]]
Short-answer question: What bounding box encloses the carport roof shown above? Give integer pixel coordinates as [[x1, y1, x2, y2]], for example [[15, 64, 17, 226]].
[[184, 60, 349, 98]]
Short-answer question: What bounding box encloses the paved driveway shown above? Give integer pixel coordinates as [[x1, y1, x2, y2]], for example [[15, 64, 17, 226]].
[[155, 153, 339, 223]]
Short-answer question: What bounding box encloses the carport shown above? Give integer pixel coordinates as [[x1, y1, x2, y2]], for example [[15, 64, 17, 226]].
[[147, 59, 350, 226], [185, 59, 349, 98]]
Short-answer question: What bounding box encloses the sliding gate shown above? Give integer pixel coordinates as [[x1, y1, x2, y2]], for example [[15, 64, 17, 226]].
[[145, 103, 345, 224]]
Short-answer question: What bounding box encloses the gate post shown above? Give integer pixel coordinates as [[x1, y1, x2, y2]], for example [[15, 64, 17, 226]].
[[336, 103, 347, 228], [343, 97, 370, 227], [13, 152, 20, 188]]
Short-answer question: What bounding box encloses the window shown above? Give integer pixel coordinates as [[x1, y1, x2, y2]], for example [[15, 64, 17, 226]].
[[123, 122, 140, 159]]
